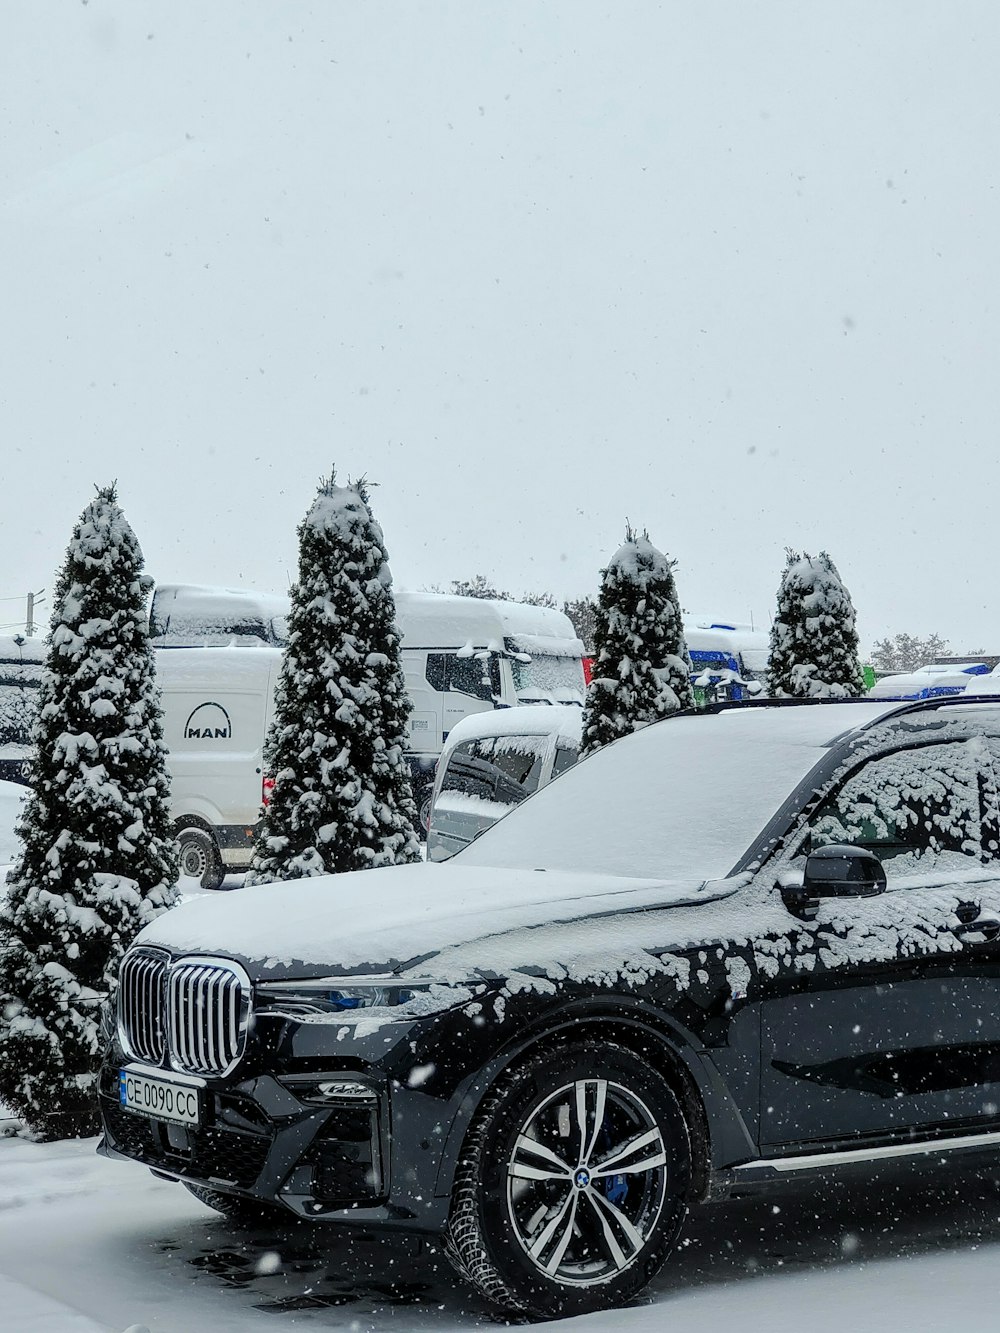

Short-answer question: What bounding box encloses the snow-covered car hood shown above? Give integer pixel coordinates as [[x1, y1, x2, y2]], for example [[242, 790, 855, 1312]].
[[134, 862, 741, 981]]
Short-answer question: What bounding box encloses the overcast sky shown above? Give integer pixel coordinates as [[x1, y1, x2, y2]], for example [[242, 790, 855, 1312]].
[[1, 1, 997, 652]]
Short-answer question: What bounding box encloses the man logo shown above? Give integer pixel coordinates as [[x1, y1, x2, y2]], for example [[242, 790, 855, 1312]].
[[184, 702, 232, 741]]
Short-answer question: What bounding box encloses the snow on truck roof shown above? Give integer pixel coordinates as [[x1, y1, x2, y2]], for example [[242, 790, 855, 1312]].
[[150, 584, 584, 656], [151, 584, 291, 622], [152, 644, 283, 688], [393, 593, 583, 654]]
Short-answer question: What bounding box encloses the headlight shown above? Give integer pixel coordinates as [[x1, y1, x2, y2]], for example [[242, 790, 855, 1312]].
[[254, 974, 478, 1022]]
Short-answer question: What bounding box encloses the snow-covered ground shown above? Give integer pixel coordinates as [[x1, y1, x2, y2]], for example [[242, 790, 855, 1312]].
[[1, 1132, 999, 1332]]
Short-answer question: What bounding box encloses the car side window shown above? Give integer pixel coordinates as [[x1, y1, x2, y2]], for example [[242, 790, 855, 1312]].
[[808, 741, 984, 868]]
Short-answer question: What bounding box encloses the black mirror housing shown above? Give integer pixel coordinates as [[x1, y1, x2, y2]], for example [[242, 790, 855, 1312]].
[[804, 844, 887, 899]]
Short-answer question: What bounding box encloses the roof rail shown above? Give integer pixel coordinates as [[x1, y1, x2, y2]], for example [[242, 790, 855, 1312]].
[[671, 694, 1000, 722]]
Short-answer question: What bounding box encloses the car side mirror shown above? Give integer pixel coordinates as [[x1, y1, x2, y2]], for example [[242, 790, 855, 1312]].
[[804, 844, 887, 898], [780, 844, 887, 920]]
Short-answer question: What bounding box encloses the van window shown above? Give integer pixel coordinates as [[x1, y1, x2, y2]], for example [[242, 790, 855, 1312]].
[[440, 742, 500, 804], [441, 734, 544, 809], [551, 744, 578, 779], [489, 737, 545, 799]]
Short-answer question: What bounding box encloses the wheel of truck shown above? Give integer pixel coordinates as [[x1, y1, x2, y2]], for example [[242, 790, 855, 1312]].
[[175, 826, 225, 891], [182, 1181, 289, 1228], [444, 1041, 691, 1320]]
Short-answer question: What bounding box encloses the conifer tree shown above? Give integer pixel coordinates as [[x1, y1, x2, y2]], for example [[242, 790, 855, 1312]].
[[768, 549, 864, 698], [247, 472, 421, 882], [580, 527, 694, 757], [0, 485, 178, 1139]]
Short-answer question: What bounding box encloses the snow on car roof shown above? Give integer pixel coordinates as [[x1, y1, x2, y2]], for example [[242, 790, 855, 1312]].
[[458, 701, 902, 883], [443, 703, 583, 751]]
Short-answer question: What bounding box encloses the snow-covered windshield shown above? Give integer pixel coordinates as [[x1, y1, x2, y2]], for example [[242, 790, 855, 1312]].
[[457, 702, 899, 882], [510, 653, 585, 705]]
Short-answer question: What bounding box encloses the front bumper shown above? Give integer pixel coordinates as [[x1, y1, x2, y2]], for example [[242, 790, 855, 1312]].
[[97, 1006, 466, 1232]]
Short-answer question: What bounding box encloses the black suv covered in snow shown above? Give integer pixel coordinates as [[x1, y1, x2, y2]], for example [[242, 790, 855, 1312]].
[[99, 697, 1000, 1319]]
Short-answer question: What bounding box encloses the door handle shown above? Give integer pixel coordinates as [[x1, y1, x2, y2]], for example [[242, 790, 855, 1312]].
[[953, 917, 1000, 942]]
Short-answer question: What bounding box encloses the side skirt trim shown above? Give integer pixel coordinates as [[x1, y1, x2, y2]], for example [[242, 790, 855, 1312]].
[[733, 1127, 1000, 1180]]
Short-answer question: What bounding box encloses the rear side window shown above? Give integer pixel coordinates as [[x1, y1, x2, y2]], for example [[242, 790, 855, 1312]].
[[551, 745, 578, 780]]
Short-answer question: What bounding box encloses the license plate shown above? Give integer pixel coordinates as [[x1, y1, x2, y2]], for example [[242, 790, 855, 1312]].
[[119, 1069, 202, 1127]]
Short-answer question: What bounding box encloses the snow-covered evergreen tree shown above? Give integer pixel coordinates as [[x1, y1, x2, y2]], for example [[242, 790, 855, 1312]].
[[0, 485, 178, 1139], [247, 473, 421, 882], [580, 528, 694, 757], [768, 549, 864, 699]]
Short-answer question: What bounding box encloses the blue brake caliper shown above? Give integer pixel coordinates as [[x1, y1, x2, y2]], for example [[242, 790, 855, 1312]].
[[598, 1124, 628, 1204], [605, 1173, 628, 1204]]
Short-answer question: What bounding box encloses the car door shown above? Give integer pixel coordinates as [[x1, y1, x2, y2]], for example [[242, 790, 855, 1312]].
[[759, 735, 1000, 1150]]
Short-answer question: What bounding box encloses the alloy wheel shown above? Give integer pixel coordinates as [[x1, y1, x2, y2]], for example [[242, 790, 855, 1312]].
[[505, 1077, 668, 1285]]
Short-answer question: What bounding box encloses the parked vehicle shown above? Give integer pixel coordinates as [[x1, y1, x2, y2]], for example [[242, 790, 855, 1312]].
[[964, 666, 1000, 696], [153, 584, 587, 832], [684, 620, 769, 702], [427, 705, 582, 861], [0, 628, 280, 888], [867, 661, 990, 700], [99, 695, 1000, 1319], [150, 583, 290, 648], [155, 646, 282, 889], [0, 635, 45, 785]]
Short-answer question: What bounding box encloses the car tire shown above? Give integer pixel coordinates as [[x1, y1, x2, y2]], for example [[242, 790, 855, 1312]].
[[182, 1181, 289, 1227], [175, 826, 225, 891], [444, 1040, 691, 1320]]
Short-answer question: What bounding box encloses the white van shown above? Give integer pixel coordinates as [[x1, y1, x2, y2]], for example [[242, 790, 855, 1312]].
[[0, 634, 279, 887], [155, 646, 282, 888], [393, 593, 585, 823], [426, 705, 583, 861]]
